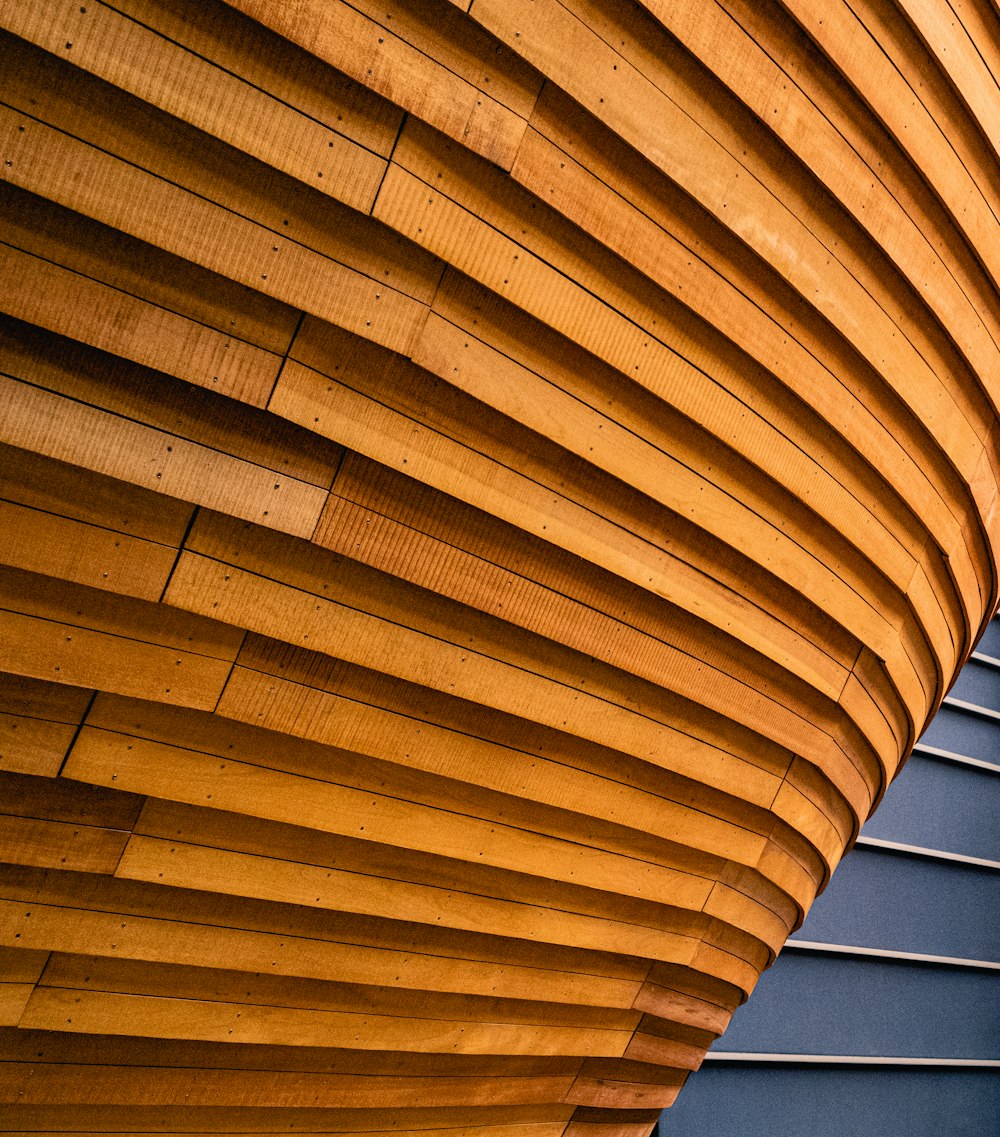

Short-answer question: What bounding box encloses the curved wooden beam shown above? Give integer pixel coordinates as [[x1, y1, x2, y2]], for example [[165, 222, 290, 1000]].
[[0, 1, 997, 1133]]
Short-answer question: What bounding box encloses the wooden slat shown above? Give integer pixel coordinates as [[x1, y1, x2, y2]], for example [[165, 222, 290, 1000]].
[[0, 0, 996, 1128]]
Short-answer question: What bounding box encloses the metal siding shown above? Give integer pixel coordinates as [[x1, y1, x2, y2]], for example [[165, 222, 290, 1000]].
[[659, 1068, 1000, 1137], [718, 953, 1000, 1057], [860, 754, 1000, 861], [919, 705, 1000, 768], [792, 850, 999, 959]]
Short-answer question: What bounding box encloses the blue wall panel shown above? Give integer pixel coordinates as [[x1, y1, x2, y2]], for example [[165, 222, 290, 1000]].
[[659, 1067, 1000, 1137], [793, 849, 998, 959], [974, 622, 1000, 659], [919, 704, 1000, 767], [719, 953, 999, 1058], [860, 754, 1000, 860], [949, 659, 1000, 711]]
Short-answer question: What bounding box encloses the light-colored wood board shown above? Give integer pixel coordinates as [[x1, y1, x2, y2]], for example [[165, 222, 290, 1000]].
[[0, 498, 176, 601], [0, 815, 128, 875], [778, 0, 1000, 291], [635, 0, 1000, 412], [222, 0, 538, 169], [111, 0, 404, 154], [0, 436, 194, 547], [90, 686, 774, 882], [0, 323, 342, 491], [0, 564, 243, 659], [0, 899, 642, 1008], [0, 0, 388, 212], [38, 952, 638, 1032], [0, 30, 442, 308], [468, 0, 990, 473], [0, 108, 427, 358], [0, 1100, 572, 1132], [114, 834, 709, 969], [0, 982, 34, 1026], [0, 1061, 578, 1107], [0, 377, 328, 538], [315, 473, 874, 814], [0, 243, 279, 406], [0, 672, 93, 722], [64, 727, 717, 911], [0, 172, 299, 356], [164, 550, 785, 808], [21, 985, 633, 1056], [0, 609, 232, 711], [0, 714, 75, 778]]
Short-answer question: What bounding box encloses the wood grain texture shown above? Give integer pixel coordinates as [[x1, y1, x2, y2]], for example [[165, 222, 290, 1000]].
[[0, 0, 997, 1131]]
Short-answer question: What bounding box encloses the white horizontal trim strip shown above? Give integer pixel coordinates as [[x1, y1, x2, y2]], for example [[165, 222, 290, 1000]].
[[784, 940, 1000, 971], [705, 1054, 1000, 1067], [970, 650, 1000, 668], [912, 742, 1000, 773], [944, 695, 1000, 721], [855, 835, 1000, 870]]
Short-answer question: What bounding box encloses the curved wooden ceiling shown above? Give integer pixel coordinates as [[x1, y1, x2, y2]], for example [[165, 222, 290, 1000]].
[[0, 1, 998, 1134]]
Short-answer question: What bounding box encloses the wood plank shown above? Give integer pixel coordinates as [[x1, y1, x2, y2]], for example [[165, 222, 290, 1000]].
[[0, 714, 75, 778], [0, 498, 176, 601], [0, 0, 388, 213], [21, 985, 633, 1056], [0, 1100, 571, 1133], [0, 322, 342, 491], [0, 948, 47, 984], [0, 102, 429, 357], [0, 673, 93, 723], [0, 438, 193, 547], [88, 687, 778, 885], [0, 899, 642, 1008], [0, 815, 128, 875], [63, 728, 717, 912], [469, 0, 989, 473], [0, 863, 652, 983], [110, 0, 404, 155], [164, 550, 785, 808], [0, 32, 441, 307], [1, 172, 300, 356], [0, 566, 240, 711], [0, 243, 279, 406], [113, 834, 710, 970], [0, 609, 232, 711], [37, 953, 637, 1032], [315, 471, 874, 817], [223, 0, 540, 169], [0, 565, 242, 659], [0, 769, 143, 828], [0, 1061, 578, 1107], [0, 377, 329, 538]]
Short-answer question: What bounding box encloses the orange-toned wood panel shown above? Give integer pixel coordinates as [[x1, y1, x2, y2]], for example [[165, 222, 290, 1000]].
[[0, 0, 997, 1133]]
